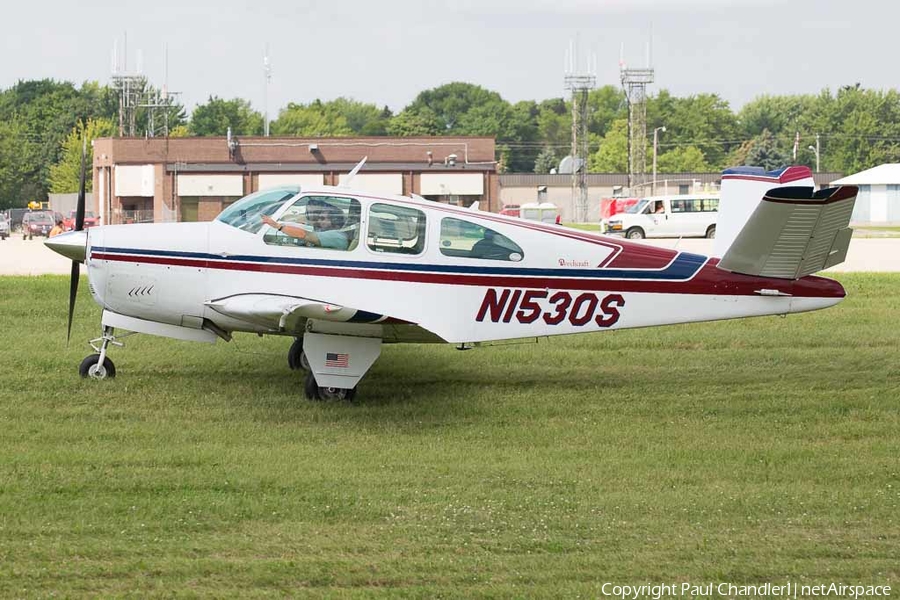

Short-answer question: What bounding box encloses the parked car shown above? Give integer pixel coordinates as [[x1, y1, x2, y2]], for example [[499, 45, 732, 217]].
[[606, 194, 719, 239], [499, 204, 521, 218], [21, 211, 55, 240], [0, 212, 9, 240], [63, 210, 99, 231]]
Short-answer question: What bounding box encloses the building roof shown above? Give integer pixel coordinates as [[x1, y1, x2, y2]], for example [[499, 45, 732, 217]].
[[501, 171, 842, 188], [831, 164, 900, 185]]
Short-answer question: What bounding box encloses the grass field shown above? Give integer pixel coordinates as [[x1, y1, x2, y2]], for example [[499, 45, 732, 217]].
[[853, 226, 900, 238], [563, 223, 603, 232], [0, 274, 898, 597]]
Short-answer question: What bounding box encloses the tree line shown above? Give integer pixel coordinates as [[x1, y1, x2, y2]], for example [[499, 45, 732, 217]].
[[2, 78, 900, 209]]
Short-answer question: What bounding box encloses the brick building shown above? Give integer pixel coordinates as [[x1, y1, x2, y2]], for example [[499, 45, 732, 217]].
[[91, 136, 498, 224]]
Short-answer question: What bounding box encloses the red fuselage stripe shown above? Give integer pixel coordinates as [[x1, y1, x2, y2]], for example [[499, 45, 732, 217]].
[[91, 252, 845, 298]]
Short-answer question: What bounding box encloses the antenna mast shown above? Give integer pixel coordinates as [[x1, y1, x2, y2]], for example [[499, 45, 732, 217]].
[[110, 35, 182, 137], [564, 41, 595, 223], [620, 50, 655, 192], [263, 45, 272, 137]]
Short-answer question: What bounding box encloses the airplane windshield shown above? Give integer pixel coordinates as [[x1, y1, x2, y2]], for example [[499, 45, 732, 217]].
[[216, 187, 300, 233]]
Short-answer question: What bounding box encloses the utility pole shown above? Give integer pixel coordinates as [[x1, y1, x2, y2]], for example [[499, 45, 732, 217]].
[[815, 133, 820, 172], [652, 126, 666, 196], [807, 134, 821, 172]]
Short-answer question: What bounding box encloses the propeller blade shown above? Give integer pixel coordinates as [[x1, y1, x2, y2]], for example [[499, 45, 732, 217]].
[[75, 138, 86, 231], [67, 261, 80, 345], [67, 136, 87, 345]]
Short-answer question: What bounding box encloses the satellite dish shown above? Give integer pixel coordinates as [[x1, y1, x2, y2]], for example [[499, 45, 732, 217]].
[[558, 156, 584, 174]]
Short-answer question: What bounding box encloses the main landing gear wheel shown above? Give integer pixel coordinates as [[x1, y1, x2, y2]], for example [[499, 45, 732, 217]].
[[79, 354, 116, 379], [288, 338, 308, 370], [303, 372, 356, 402]]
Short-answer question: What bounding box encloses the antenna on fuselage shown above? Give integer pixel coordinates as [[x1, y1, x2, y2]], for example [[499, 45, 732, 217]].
[[340, 156, 368, 187]]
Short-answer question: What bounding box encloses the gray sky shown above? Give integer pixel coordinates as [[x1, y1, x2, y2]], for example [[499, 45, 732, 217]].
[[2, 0, 895, 116]]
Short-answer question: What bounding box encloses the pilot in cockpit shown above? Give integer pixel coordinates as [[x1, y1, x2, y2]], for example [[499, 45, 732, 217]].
[[262, 199, 351, 250]]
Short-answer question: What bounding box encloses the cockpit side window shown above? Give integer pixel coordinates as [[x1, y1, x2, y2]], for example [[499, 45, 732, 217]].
[[439, 217, 523, 262], [264, 195, 361, 251], [216, 187, 299, 233], [366, 203, 426, 254]]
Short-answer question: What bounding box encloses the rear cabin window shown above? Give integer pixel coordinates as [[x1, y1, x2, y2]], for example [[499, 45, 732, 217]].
[[439, 218, 524, 262], [366, 203, 426, 254], [264, 195, 361, 251]]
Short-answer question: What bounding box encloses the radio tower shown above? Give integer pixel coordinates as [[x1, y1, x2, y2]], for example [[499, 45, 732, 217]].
[[620, 50, 654, 192], [111, 35, 144, 137], [564, 42, 595, 223], [110, 36, 182, 137]]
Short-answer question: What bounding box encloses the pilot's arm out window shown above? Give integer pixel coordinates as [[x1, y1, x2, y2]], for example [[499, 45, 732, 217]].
[[263, 195, 361, 250]]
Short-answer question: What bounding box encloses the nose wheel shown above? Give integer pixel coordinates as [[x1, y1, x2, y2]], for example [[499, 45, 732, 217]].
[[79, 354, 116, 379], [79, 325, 129, 380]]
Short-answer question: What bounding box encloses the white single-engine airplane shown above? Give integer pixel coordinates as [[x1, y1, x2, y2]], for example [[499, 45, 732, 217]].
[[47, 157, 857, 401]]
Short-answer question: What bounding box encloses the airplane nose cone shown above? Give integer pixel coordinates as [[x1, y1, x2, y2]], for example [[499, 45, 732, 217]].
[[45, 230, 88, 262]]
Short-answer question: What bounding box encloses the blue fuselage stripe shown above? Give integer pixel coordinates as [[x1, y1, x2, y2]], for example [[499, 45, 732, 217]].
[[92, 246, 706, 281]]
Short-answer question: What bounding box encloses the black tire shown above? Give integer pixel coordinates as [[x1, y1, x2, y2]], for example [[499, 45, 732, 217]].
[[79, 354, 116, 379], [303, 371, 355, 401], [288, 338, 304, 370], [705, 225, 716, 239], [304, 372, 322, 400], [626, 227, 645, 240], [319, 386, 356, 402]]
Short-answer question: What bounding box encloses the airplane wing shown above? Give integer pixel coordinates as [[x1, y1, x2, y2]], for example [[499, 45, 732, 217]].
[[717, 185, 858, 280], [204, 293, 443, 343]]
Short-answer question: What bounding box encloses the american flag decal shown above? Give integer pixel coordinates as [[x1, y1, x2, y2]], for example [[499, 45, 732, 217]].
[[325, 352, 349, 368]]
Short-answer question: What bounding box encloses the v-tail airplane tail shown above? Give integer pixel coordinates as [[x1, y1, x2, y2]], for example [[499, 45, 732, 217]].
[[712, 166, 858, 279]]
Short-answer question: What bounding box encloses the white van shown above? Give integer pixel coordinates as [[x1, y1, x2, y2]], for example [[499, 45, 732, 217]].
[[606, 194, 719, 240]]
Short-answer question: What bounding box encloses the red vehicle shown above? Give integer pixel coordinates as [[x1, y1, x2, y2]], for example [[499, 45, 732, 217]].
[[63, 210, 99, 231], [22, 211, 55, 239], [499, 204, 520, 218], [599, 197, 640, 221]]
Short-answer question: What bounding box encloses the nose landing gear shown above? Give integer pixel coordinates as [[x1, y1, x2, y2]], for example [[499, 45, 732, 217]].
[[79, 325, 129, 380]]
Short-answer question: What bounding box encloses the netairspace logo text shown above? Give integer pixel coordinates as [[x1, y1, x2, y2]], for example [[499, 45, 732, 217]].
[[600, 582, 892, 599]]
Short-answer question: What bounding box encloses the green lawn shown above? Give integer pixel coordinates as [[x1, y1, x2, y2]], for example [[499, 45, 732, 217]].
[[0, 275, 897, 597], [563, 222, 603, 232], [853, 226, 900, 238]]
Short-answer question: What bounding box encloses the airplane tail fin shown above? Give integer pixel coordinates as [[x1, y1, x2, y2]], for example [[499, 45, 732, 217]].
[[716, 184, 858, 279], [713, 166, 815, 257]]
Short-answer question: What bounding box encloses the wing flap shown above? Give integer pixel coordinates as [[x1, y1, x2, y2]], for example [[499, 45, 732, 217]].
[[206, 294, 368, 333], [204, 293, 444, 342], [717, 185, 858, 280]]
